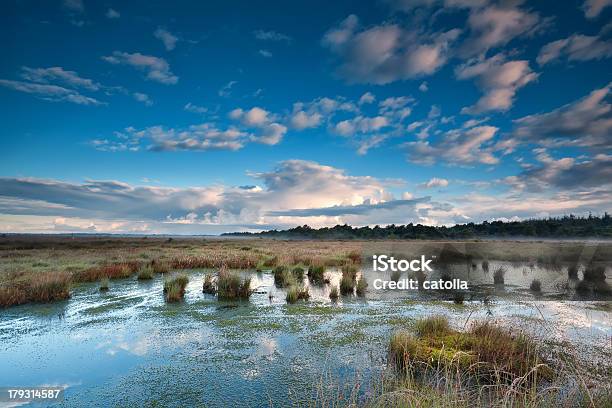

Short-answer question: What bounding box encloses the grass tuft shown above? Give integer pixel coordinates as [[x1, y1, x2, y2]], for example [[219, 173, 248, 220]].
[[163, 274, 189, 302], [202, 273, 215, 294], [308, 265, 325, 284], [530, 279, 541, 292], [217, 268, 252, 300], [356, 277, 367, 296], [493, 266, 506, 284], [137, 265, 154, 280], [100, 277, 109, 292], [329, 286, 339, 301]]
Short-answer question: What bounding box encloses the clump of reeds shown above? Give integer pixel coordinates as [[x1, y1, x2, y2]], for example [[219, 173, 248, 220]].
[[0, 271, 72, 307], [100, 277, 109, 292], [217, 269, 252, 300], [453, 291, 465, 304], [530, 279, 541, 292], [347, 250, 361, 264], [274, 266, 297, 288], [329, 286, 339, 301], [137, 265, 154, 280], [286, 285, 310, 304], [583, 265, 606, 282], [340, 275, 355, 295], [163, 274, 189, 302], [356, 277, 367, 296], [150, 259, 169, 274], [389, 316, 550, 384], [493, 266, 506, 284], [414, 315, 451, 337], [567, 264, 579, 279], [202, 273, 215, 294], [291, 266, 305, 280], [482, 260, 489, 272], [308, 265, 325, 284]]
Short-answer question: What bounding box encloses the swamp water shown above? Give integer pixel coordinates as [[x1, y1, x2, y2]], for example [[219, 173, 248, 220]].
[[1, 261, 610, 407]]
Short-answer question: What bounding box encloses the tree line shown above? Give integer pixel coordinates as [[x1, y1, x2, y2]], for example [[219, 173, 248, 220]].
[[224, 213, 612, 239]]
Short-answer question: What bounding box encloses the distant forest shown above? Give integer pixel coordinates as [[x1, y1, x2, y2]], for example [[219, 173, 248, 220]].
[[224, 214, 612, 239]]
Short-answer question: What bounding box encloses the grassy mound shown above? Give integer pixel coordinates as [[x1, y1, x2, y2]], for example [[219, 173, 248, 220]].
[[389, 316, 551, 383], [217, 269, 252, 300], [163, 274, 189, 302]]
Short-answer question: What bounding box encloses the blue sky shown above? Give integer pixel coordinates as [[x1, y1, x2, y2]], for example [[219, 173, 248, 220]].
[[0, 0, 610, 234]]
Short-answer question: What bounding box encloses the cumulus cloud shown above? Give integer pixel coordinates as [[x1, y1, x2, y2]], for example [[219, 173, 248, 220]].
[[259, 49, 273, 57], [0, 160, 438, 233], [154, 28, 179, 51], [505, 152, 612, 192], [583, 0, 612, 18], [403, 125, 500, 165], [359, 92, 375, 105], [102, 51, 178, 84], [229, 107, 288, 145], [420, 177, 449, 188], [63, 0, 84, 13], [459, 3, 542, 57], [322, 14, 461, 84], [0, 79, 104, 105], [537, 33, 612, 65], [253, 30, 292, 42], [512, 83, 612, 149], [456, 54, 538, 114]]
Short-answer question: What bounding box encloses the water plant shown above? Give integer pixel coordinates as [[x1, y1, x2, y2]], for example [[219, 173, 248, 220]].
[[340, 274, 354, 295], [274, 266, 297, 288], [163, 274, 189, 302], [137, 265, 154, 280], [356, 277, 367, 296], [0, 271, 71, 307], [493, 265, 506, 284], [389, 316, 550, 383], [567, 264, 579, 279], [530, 279, 541, 292], [308, 265, 325, 284], [286, 285, 309, 304], [100, 277, 109, 292], [583, 265, 606, 282], [291, 266, 305, 280], [202, 273, 215, 294], [482, 260, 489, 272], [217, 269, 252, 300], [329, 286, 339, 301]]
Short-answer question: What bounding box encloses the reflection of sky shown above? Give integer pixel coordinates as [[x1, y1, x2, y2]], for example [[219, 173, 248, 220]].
[[0, 269, 609, 406]]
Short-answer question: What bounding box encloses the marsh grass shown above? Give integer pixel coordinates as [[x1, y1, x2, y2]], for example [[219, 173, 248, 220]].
[[340, 275, 355, 296], [389, 316, 551, 385], [568, 264, 579, 279], [274, 266, 297, 288], [292, 266, 305, 280], [202, 273, 215, 294], [0, 271, 71, 307], [482, 260, 489, 272], [150, 259, 169, 274], [329, 286, 339, 301], [286, 285, 310, 304], [137, 265, 154, 280], [217, 268, 252, 300], [100, 277, 109, 292], [583, 265, 606, 282], [530, 279, 542, 292], [356, 277, 367, 296], [308, 265, 325, 284], [391, 270, 401, 282], [163, 274, 189, 302], [493, 265, 506, 284]]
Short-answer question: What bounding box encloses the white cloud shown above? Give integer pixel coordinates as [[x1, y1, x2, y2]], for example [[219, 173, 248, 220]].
[[0, 79, 104, 105], [404, 125, 499, 165], [63, 0, 83, 13], [512, 83, 612, 149], [20, 66, 101, 91], [456, 54, 538, 114], [583, 0, 612, 18], [154, 28, 178, 51], [106, 8, 120, 19], [102, 51, 178, 84], [322, 14, 461, 84], [358, 92, 375, 105], [420, 177, 449, 188], [459, 4, 542, 57], [419, 81, 429, 92], [184, 102, 207, 114], [253, 30, 292, 42], [133, 92, 153, 106], [218, 80, 237, 97], [229, 107, 287, 145], [258, 49, 273, 57], [537, 33, 612, 65]]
